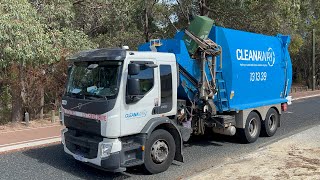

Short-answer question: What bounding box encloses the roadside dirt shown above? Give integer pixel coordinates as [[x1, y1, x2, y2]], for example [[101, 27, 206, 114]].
[[0, 116, 60, 133], [291, 90, 320, 99], [189, 126, 320, 180]]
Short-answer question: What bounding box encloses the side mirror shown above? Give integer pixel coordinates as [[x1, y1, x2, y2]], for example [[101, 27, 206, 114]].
[[128, 63, 140, 75], [127, 78, 141, 96]]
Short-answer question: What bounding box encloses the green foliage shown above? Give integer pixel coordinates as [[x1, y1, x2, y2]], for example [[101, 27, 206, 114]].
[[31, 0, 75, 29], [0, 0, 52, 67], [289, 34, 304, 55], [50, 28, 97, 58]]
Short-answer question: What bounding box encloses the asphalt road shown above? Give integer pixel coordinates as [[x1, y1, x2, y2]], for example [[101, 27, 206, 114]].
[[0, 97, 319, 180]]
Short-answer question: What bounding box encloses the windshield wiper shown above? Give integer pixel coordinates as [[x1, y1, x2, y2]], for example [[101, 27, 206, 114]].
[[84, 93, 108, 100], [66, 92, 86, 99]]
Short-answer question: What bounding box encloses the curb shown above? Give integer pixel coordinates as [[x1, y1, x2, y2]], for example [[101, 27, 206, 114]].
[[0, 136, 61, 153], [292, 94, 320, 101]]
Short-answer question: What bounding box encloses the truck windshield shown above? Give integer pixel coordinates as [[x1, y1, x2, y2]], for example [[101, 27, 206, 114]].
[[66, 61, 123, 100]]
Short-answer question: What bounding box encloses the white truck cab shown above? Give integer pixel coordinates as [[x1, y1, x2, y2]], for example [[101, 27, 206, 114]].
[[61, 48, 183, 173]]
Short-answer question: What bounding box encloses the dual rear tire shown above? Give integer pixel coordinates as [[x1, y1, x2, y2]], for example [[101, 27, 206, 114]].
[[238, 108, 280, 143], [262, 108, 279, 137]]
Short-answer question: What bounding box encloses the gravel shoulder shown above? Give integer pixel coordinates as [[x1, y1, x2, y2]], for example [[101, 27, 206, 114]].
[[188, 125, 320, 180], [0, 117, 60, 133]]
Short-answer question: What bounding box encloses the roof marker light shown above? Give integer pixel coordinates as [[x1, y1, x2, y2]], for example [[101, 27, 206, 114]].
[[122, 46, 129, 50]]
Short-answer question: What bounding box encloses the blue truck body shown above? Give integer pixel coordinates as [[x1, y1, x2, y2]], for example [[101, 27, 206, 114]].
[[139, 26, 292, 113]]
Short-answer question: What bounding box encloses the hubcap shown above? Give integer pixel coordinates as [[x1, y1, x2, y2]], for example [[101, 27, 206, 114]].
[[248, 118, 258, 137], [151, 140, 169, 163], [268, 114, 276, 131]]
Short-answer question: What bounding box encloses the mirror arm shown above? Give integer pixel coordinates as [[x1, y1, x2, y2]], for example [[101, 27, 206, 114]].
[[145, 64, 158, 68]]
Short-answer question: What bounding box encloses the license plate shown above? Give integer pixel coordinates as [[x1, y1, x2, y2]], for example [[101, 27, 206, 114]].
[[74, 154, 87, 162]]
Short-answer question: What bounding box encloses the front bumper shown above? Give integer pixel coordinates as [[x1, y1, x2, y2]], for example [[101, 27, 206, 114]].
[[62, 129, 124, 172]]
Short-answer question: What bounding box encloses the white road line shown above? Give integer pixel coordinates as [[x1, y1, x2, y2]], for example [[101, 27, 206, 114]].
[[0, 124, 61, 134], [293, 94, 320, 101], [0, 137, 61, 153], [0, 136, 61, 148]]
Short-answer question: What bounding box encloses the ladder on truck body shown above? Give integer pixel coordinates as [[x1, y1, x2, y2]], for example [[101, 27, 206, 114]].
[[215, 71, 229, 112]]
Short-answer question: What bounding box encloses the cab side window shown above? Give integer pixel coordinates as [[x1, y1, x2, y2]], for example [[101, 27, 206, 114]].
[[160, 65, 172, 104], [158, 65, 173, 113], [130, 67, 154, 95]]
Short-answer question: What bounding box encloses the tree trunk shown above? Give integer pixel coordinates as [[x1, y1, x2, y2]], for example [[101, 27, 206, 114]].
[[40, 86, 44, 120], [11, 86, 23, 123], [199, 0, 210, 16], [11, 64, 26, 123], [54, 91, 59, 111], [144, 5, 149, 42]]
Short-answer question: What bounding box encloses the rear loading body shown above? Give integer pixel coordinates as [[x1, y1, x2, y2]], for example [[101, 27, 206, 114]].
[[140, 26, 292, 113], [61, 18, 292, 174]]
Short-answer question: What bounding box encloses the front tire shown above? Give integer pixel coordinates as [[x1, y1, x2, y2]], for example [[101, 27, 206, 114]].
[[143, 129, 176, 174], [261, 108, 279, 137], [238, 111, 261, 143]]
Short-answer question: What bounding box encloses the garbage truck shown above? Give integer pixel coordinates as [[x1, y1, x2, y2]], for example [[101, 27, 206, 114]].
[[60, 16, 292, 174]]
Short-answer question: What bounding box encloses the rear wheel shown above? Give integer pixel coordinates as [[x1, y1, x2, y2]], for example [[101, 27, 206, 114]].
[[238, 111, 261, 143], [261, 108, 279, 137], [143, 129, 175, 174]]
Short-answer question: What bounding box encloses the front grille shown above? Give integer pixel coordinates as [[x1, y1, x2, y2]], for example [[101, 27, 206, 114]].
[[65, 129, 103, 159], [64, 115, 101, 136]]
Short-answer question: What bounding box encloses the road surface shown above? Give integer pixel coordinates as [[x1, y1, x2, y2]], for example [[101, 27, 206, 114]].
[[0, 97, 319, 180]]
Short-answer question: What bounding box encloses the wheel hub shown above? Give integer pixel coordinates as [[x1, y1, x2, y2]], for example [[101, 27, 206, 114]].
[[249, 118, 258, 137], [151, 140, 169, 163], [268, 114, 276, 131]]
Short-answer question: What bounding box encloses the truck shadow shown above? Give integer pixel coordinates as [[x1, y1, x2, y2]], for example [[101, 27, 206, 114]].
[[184, 132, 241, 147], [22, 143, 182, 178], [22, 134, 267, 178], [22, 144, 131, 179]]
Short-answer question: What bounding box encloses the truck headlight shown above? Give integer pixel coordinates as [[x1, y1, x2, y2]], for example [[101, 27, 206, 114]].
[[100, 143, 113, 158]]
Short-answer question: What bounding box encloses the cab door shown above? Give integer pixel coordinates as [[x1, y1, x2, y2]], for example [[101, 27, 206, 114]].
[[120, 59, 160, 136]]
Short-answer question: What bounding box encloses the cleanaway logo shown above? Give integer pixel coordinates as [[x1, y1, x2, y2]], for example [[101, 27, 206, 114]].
[[236, 48, 275, 67], [125, 110, 148, 119]]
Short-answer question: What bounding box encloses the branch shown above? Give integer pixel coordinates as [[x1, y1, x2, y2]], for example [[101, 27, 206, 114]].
[[202, 4, 215, 12], [199, 0, 216, 16], [73, 0, 86, 5], [176, 0, 190, 24]]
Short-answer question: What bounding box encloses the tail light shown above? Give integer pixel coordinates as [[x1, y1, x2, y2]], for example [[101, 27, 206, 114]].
[[281, 103, 288, 112]]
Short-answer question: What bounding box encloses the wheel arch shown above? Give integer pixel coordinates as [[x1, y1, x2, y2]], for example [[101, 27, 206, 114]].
[[140, 117, 184, 163], [251, 110, 263, 121]]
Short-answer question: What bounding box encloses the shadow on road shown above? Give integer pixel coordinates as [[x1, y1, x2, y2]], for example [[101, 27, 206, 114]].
[[20, 135, 236, 179], [20, 131, 278, 179], [22, 144, 130, 180], [184, 132, 242, 148]]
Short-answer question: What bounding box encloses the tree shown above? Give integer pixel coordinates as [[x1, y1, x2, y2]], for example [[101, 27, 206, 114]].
[[29, 0, 97, 120], [0, 0, 54, 122], [0, 0, 96, 122]]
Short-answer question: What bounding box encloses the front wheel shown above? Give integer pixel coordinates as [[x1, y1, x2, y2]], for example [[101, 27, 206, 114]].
[[238, 111, 261, 143], [143, 129, 176, 174], [261, 108, 279, 137]]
